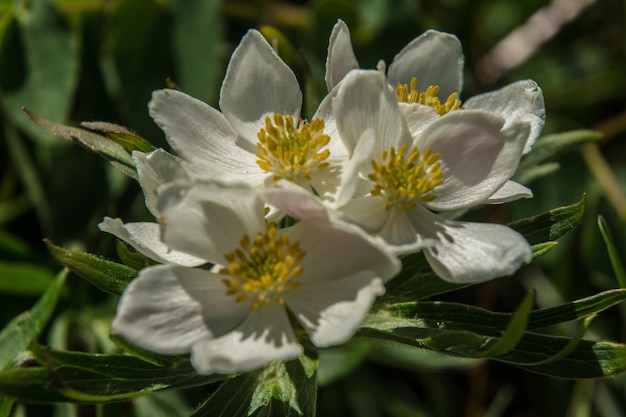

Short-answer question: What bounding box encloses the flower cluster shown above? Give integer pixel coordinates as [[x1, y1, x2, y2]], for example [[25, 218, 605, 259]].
[[103, 21, 545, 374]]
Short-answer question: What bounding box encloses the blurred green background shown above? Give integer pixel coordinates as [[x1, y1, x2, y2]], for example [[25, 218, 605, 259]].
[[1, 0, 625, 416]]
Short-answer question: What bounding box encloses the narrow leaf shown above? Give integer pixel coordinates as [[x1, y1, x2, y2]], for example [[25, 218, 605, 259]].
[[375, 288, 626, 334], [0, 262, 56, 296], [480, 292, 534, 357], [193, 356, 317, 417], [0, 269, 66, 370], [0, 345, 224, 403], [521, 315, 595, 366], [23, 108, 137, 179], [80, 121, 155, 154], [375, 252, 467, 305], [509, 195, 586, 245], [45, 239, 136, 295], [597, 215, 626, 288], [531, 241, 559, 258]]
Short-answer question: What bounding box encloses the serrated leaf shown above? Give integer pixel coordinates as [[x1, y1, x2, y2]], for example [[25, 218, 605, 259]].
[[192, 357, 317, 417], [80, 121, 155, 153], [45, 239, 136, 295], [531, 241, 559, 258], [509, 195, 586, 245], [23, 108, 137, 179], [0, 345, 224, 403], [0, 269, 66, 370]]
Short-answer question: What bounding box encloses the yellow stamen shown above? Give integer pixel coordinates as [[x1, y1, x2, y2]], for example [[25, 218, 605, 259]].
[[368, 145, 444, 210], [256, 114, 331, 183], [395, 77, 463, 115], [219, 223, 305, 309]]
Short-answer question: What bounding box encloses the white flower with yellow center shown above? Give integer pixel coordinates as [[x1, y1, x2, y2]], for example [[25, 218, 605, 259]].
[[111, 179, 399, 374], [148, 29, 347, 201], [332, 70, 532, 283], [325, 20, 545, 204]]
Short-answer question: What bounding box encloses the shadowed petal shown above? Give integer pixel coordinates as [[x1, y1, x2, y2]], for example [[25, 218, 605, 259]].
[[112, 265, 250, 354], [486, 180, 533, 204], [420, 211, 532, 283], [149, 89, 257, 173], [99, 217, 206, 267], [387, 30, 464, 98], [325, 19, 360, 91], [464, 79, 546, 153], [286, 272, 385, 347], [190, 303, 302, 374], [220, 30, 302, 145]]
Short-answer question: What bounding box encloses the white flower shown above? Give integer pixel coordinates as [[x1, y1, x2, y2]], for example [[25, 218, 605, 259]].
[[99, 149, 205, 267], [111, 179, 400, 374], [148, 29, 348, 201], [331, 70, 532, 283], [325, 20, 545, 203]]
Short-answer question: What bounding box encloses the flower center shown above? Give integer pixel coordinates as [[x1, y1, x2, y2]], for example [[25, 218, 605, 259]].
[[395, 77, 463, 115], [219, 223, 304, 310], [369, 145, 444, 210], [256, 114, 331, 183]]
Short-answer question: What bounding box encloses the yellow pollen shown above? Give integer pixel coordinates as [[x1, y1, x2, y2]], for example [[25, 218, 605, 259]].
[[219, 223, 305, 310], [255, 114, 331, 183], [395, 77, 463, 115], [368, 145, 444, 211]]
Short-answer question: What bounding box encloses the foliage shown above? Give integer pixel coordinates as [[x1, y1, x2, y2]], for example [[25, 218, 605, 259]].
[[1, 0, 626, 416]]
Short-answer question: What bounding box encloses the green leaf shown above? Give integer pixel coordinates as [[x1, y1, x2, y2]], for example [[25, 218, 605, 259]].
[[531, 241, 559, 258], [1, 0, 79, 144], [193, 356, 317, 417], [80, 121, 155, 154], [375, 252, 467, 305], [0, 395, 14, 417], [480, 292, 534, 357], [0, 344, 224, 403], [115, 240, 152, 271], [45, 239, 137, 295], [356, 328, 626, 379], [515, 130, 603, 183], [0, 262, 56, 296], [109, 334, 178, 367], [597, 215, 626, 288], [166, 0, 222, 105], [0, 269, 66, 370], [509, 194, 586, 245], [23, 108, 137, 179], [373, 288, 626, 334]]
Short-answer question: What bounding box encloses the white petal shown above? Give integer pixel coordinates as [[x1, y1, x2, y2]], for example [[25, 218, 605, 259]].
[[148, 89, 258, 173], [464, 80, 546, 153], [219, 30, 302, 144], [190, 304, 303, 374], [335, 128, 376, 208], [262, 180, 330, 220], [420, 212, 532, 283], [417, 110, 529, 211], [334, 70, 412, 155], [325, 19, 360, 91], [133, 149, 187, 216], [486, 181, 533, 204], [338, 195, 389, 236], [387, 30, 464, 99], [288, 217, 400, 284], [399, 103, 439, 139], [99, 217, 206, 267], [286, 272, 384, 347], [157, 180, 266, 263], [111, 265, 249, 354]]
